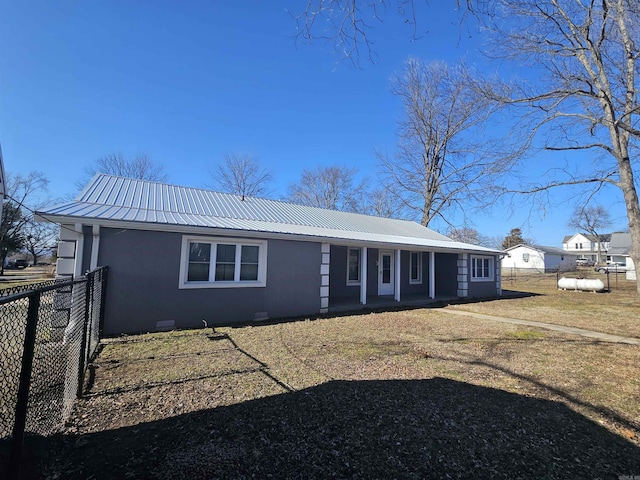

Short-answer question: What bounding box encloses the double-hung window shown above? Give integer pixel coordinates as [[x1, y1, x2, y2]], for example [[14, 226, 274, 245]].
[[409, 251, 422, 284], [180, 236, 267, 288], [471, 255, 494, 282], [347, 248, 361, 285]]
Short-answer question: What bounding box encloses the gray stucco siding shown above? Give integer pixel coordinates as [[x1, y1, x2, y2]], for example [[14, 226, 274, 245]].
[[366, 248, 378, 297], [328, 246, 381, 299], [400, 250, 431, 295], [328, 246, 361, 299], [468, 255, 500, 298], [434, 253, 458, 297], [97, 228, 321, 334], [264, 239, 322, 318]]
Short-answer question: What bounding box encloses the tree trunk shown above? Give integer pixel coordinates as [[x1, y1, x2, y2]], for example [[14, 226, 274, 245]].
[[617, 156, 640, 301]]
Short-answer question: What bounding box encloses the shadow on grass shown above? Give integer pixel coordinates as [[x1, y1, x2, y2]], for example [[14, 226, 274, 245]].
[[217, 292, 544, 331], [21, 378, 640, 479]]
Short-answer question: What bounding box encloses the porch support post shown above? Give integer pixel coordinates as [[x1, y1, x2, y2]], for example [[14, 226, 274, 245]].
[[74, 223, 85, 278], [360, 247, 367, 305], [320, 243, 330, 313], [89, 225, 100, 270], [429, 251, 436, 299], [394, 249, 401, 302], [496, 256, 502, 296]]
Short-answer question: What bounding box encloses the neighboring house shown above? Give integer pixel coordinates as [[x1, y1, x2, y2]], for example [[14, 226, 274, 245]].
[[504, 244, 577, 274], [562, 233, 611, 263], [607, 232, 631, 264], [37, 175, 504, 335], [607, 232, 636, 281]]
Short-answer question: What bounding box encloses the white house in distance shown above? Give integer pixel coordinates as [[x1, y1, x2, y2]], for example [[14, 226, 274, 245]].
[[607, 232, 636, 281], [562, 233, 611, 263], [504, 244, 577, 274]]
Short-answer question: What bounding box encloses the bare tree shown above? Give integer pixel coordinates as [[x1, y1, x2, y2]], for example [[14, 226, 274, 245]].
[[446, 226, 487, 246], [84, 153, 168, 183], [361, 186, 406, 219], [294, 1, 640, 299], [209, 154, 273, 199], [568, 206, 612, 263], [470, 0, 640, 299], [290, 0, 422, 66], [287, 165, 368, 212], [0, 172, 49, 274], [377, 59, 501, 227], [22, 219, 58, 266]]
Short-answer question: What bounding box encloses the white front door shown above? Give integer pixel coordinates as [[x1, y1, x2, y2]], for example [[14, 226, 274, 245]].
[[378, 250, 394, 296]]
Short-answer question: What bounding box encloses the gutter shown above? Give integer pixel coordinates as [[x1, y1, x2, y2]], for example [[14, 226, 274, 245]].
[[36, 213, 504, 256]]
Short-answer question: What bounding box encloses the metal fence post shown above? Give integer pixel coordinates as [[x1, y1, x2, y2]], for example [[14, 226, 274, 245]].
[[7, 292, 41, 477]]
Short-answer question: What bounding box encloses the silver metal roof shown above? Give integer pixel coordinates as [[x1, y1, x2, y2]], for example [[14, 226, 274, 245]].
[[608, 232, 631, 255], [505, 244, 571, 256], [38, 174, 501, 253]]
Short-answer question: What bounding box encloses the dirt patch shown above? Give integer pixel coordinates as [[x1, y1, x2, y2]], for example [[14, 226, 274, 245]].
[[22, 307, 640, 479]]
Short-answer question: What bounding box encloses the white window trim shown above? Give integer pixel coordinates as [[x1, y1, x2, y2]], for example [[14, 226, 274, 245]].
[[470, 255, 494, 282], [178, 236, 267, 289], [347, 247, 361, 286], [409, 251, 423, 284]]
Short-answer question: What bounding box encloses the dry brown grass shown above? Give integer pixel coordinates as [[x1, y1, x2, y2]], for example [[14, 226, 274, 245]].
[[26, 300, 640, 479], [459, 271, 640, 338]]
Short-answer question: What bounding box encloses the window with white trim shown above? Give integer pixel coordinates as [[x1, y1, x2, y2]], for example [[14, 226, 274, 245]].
[[409, 251, 422, 284], [522, 253, 529, 263], [471, 255, 494, 282], [179, 236, 267, 288], [347, 248, 361, 285]]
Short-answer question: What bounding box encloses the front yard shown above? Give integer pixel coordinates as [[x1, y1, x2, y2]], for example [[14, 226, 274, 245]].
[[26, 275, 640, 479]]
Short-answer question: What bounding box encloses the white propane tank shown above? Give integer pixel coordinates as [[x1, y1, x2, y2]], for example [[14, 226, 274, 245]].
[[558, 277, 605, 292]]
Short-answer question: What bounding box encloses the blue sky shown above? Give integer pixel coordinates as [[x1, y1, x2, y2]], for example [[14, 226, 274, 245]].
[[0, 1, 629, 246]]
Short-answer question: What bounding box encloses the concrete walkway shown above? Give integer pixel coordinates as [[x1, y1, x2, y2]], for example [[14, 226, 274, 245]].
[[441, 307, 640, 346]]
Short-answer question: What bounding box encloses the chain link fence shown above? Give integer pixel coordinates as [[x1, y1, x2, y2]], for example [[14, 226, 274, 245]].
[[0, 279, 59, 297], [0, 266, 108, 476]]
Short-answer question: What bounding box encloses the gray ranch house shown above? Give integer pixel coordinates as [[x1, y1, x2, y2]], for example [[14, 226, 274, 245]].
[[38, 175, 504, 335]]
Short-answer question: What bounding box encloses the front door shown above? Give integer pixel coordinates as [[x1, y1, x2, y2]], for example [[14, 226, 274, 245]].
[[378, 250, 394, 296]]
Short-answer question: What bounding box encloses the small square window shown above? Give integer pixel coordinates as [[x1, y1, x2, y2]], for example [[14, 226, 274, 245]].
[[471, 256, 494, 282]]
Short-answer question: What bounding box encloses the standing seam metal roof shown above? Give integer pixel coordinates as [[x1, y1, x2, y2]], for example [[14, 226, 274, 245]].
[[38, 174, 501, 253]]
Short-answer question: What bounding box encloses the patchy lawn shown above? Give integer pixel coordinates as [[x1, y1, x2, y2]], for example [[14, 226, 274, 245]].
[[24, 302, 640, 479], [460, 272, 640, 338]]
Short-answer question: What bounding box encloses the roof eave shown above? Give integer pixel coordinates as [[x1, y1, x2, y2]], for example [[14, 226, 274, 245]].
[[38, 213, 503, 255]]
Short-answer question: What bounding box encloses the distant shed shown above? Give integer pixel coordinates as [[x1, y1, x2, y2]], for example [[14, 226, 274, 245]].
[[503, 244, 577, 274]]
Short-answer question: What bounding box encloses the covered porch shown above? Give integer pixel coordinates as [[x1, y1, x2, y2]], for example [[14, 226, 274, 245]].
[[319, 243, 470, 314]]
